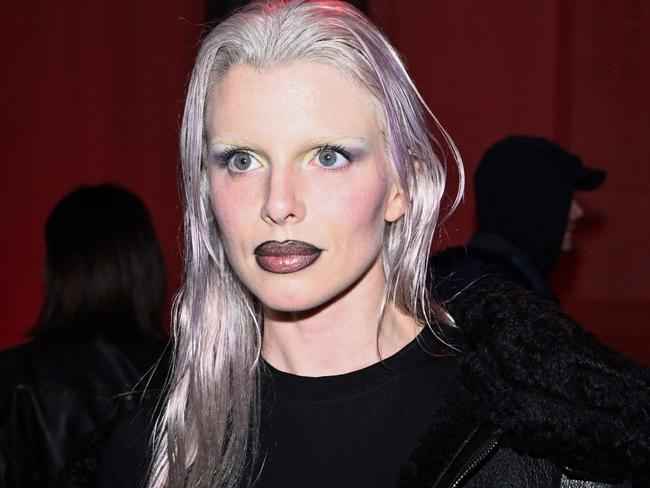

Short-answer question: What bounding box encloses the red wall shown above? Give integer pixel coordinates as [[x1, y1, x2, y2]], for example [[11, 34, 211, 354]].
[[370, 0, 650, 364], [0, 1, 204, 346]]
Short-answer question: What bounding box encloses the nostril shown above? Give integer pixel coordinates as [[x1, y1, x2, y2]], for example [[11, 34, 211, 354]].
[[261, 183, 303, 225]]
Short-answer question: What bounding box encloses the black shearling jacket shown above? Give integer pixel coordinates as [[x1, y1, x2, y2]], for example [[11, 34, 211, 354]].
[[394, 278, 648, 488]]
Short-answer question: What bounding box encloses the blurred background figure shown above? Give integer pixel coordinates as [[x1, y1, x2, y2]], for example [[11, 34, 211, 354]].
[[431, 135, 606, 302], [0, 184, 170, 488]]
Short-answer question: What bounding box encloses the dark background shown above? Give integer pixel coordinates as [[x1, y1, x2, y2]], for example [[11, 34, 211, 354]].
[[2, 0, 648, 364]]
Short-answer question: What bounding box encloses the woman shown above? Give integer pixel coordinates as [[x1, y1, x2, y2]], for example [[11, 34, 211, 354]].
[[95, 2, 649, 487], [0, 184, 169, 488]]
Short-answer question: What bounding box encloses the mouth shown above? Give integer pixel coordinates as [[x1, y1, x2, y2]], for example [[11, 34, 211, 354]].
[[253, 240, 322, 274]]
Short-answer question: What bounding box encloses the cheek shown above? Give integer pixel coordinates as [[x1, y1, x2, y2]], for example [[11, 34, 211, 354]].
[[209, 172, 251, 246], [348, 190, 387, 231], [313, 173, 389, 238]]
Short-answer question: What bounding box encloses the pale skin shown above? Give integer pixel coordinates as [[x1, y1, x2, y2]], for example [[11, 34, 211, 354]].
[[562, 198, 585, 251], [206, 62, 420, 377]]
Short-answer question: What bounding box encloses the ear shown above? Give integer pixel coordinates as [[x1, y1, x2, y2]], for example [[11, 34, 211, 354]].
[[384, 181, 405, 223]]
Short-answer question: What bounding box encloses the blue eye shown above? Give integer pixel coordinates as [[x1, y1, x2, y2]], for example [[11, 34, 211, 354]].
[[315, 145, 353, 170], [219, 150, 262, 173]]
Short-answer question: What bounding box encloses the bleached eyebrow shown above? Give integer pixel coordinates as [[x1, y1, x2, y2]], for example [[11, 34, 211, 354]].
[[208, 135, 373, 159], [302, 136, 373, 149], [209, 136, 256, 149], [208, 140, 268, 160]]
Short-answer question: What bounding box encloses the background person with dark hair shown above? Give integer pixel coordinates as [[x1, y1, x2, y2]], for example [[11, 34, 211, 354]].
[[0, 184, 170, 488], [431, 135, 606, 303]]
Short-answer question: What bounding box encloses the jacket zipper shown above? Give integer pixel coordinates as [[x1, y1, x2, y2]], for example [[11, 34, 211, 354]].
[[449, 436, 500, 488]]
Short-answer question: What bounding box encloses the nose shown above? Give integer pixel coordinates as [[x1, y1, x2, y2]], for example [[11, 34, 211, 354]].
[[570, 199, 585, 222], [260, 166, 305, 225]]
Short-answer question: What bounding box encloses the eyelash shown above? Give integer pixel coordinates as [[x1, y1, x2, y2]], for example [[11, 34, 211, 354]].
[[314, 143, 355, 167], [212, 143, 355, 171], [213, 147, 255, 168], [316, 143, 353, 161]]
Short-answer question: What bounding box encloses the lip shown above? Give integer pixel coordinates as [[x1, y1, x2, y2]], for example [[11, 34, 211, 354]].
[[254, 240, 322, 274]]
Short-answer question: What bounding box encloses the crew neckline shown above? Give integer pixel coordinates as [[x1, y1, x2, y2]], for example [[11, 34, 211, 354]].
[[261, 325, 453, 402]]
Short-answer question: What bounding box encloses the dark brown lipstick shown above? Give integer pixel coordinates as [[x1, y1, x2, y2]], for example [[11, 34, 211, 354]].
[[254, 240, 322, 274]]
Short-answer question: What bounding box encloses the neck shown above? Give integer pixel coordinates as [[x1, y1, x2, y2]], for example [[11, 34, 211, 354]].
[[261, 259, 420, 377]]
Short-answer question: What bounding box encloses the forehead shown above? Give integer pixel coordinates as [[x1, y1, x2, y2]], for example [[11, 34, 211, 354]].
[[206, 61, 383, 146]]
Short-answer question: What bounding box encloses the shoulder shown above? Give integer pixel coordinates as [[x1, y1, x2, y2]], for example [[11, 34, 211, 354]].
[[446, 277, 650, 486], [0, 336, 169, 393]]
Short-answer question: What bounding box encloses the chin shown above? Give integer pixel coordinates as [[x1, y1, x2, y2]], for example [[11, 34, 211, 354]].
[[259, 291, 331, 315], [254, 280, 348, 316]]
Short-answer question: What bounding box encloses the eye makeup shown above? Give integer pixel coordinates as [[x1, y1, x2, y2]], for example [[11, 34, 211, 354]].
[[209, 137, 372, 171], [309, 138, 372, 168], [210, 145, 257, 168], [314, 143, 355, 162]]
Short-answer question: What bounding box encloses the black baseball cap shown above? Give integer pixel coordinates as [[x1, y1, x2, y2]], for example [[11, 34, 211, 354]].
[[476, 135, 607, 192], [574, 161, 607, 191]]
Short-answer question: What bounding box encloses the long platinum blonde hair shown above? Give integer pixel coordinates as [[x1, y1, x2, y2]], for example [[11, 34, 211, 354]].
[[149, 1, 463, 487]]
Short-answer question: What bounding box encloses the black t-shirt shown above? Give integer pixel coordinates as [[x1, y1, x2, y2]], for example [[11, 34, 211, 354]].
[[256, 329, 456, 487], [97, 327, 457, 488]]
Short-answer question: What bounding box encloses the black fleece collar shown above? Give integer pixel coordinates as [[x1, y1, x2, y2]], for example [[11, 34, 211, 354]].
[[442, 277, 650, 486]]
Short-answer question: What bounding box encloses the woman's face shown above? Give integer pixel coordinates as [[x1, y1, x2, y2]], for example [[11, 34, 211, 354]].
[[206, 61, 404, 313]]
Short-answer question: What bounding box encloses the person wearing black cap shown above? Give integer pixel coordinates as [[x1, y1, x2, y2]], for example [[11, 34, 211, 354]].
[[431, 135, 606, 302]]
